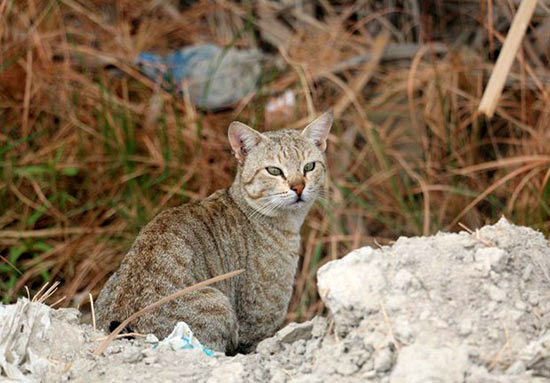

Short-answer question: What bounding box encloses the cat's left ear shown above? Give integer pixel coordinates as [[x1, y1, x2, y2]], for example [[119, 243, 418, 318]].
[[301, 111, 333, 152], [228, 122, 265, 164]]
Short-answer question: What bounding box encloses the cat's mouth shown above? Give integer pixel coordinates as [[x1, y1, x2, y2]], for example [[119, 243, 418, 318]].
[[291, 196, 306, 205]]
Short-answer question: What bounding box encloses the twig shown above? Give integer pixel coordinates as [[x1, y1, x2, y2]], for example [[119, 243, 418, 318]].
[[0, 254, 23, 276], [94, 269, 244, 356], [488, 324, 511, 370], [478, 0, 539, 117], [37, 281, 60, 303], [458, 222, 474, 234], [458, 222, 495, 247], [0, 227, 120, 239], [32, 282, 50, 302], [380, 303, 399, 351], [50, 296, 66, 308], [22, 49, 33, 144], [89, 293, 96, 331]]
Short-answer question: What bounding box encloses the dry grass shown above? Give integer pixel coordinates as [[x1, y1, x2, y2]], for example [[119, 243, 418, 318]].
[[1, 0, 549, 323]]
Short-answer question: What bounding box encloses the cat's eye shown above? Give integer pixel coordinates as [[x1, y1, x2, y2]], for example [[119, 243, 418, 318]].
[[303, 162, 316, 173], [266, 166, 283, 176]]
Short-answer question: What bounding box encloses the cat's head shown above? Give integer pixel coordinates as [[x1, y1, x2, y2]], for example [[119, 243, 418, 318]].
[[228, 111, 333, 216]]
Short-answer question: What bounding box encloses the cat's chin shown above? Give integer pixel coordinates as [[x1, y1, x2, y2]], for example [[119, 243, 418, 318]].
[[282, 198, 312, 210]]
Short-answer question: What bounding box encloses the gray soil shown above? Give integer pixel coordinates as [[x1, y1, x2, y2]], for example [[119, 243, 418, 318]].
[[2, 218, 550, 382]]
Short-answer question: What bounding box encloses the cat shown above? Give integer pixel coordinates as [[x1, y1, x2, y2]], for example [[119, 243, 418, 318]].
[[95, 111, 333, 354]]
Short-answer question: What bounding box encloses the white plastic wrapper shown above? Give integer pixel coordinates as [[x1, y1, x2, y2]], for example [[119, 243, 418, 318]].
[[154, 321, 214, 356]]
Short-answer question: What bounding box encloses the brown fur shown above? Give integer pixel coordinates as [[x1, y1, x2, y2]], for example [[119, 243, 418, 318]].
[[95, 112, 333, 354]]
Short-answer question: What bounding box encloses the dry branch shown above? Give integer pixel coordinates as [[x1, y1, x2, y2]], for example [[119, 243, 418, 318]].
[[478, 0, 539, 117]]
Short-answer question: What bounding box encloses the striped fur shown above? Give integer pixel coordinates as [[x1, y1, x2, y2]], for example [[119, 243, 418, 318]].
[[95, 112, 333, 354]]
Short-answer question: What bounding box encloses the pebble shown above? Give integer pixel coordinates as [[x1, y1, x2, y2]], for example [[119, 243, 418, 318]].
[[145, 334, 159, 343], [278, 322, 314, 344], [488, 285, 507, 302], [374, 348, 393, 372]]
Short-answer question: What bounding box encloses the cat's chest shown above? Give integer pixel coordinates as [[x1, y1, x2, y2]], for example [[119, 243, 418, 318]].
[[239, 228, 299, 295]]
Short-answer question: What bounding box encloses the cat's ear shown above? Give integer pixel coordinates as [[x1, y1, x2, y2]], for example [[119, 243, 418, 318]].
[[301, 111, 333, 152], [228, 122, 265, 164]]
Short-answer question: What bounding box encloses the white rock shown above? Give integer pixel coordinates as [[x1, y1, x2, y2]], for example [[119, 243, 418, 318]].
[[488, 285, 507, 302], [476, 247, 508, 272], [317, 247, 387, 318], [145, 334, 159, 343], [277, 321, 313, 344], [207, 361, 244, 383], [374, 347, 394, 372], [390, 343, 467, 383]]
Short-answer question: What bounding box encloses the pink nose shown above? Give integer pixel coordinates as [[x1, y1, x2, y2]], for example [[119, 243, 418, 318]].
[[291, 183, 305, 196]]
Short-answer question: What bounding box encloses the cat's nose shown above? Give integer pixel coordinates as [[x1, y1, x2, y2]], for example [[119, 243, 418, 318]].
[[291, 182, 305, 196]]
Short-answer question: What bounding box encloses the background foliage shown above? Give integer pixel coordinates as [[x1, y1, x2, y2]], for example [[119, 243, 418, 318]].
[[1, 0, 549, 321]]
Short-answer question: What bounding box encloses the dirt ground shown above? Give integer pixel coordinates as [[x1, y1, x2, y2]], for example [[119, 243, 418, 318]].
[[2, 218, 550, 382]]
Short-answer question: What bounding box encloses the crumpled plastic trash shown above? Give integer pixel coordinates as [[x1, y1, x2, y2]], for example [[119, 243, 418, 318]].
[[136, 44, 262, 110], [154, 321, 214, 356]]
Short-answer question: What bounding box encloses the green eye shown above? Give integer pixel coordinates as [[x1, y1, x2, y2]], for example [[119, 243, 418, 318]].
[[303, 162, 315, 173], [266, 166, 283, 176]]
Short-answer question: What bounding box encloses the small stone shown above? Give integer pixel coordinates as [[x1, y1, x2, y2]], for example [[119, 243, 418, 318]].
[[488, 285, 507, 302], [145, 334, 159, 343], [299, 364, 312, 374], [256, 337, 281, 355], [363, 330, 387, 350], [393, 269, 419, 291], [506, 361, 526, 375], [363, 370, 377, 379], [386, 294, 408, 314], [305, 338, 322, 355], [374, 347, 393, 372], [476, 247, 507, 272], [419, 309, 431, 320], [522, 264, 534, 281], [293, 339, 306, 355], [122, 350, 143, 363], [143, 355, 157, 365], [106, 344, 123, 355], [311, 317, 328, 338], [528, 291, 541, 305], [487, 301, 497, 312], [277, 322, 313, 344], [141, 348, 156, 357], [391, 344, 467, 383], [336, 358, 360, 376], [270, 369, 287, 383], [459, 318, 473, 336], [394, 321, 413, 343], [463, 251, 475, 263], [290, 375, 324, 383], [515, 301, 527, 311], [207, 362, 244, 383]]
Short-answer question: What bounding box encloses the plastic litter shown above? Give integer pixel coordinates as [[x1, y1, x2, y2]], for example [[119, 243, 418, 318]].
[[154, 321, 214, 356], [265, 89, 295, 124], [137, 44, 262, 110]]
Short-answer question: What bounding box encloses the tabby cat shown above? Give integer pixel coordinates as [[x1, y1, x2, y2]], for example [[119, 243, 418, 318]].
[[95, 111, 333, 354]]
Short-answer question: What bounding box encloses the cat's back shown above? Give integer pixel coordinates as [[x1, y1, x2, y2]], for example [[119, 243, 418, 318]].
[[116, 188, 244, 277]]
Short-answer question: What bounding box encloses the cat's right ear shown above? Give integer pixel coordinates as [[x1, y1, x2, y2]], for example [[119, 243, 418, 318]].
[[228, 122, 265, 164]]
